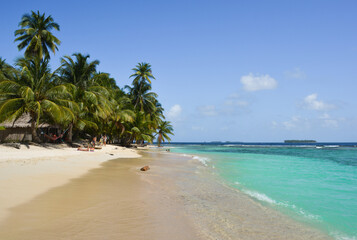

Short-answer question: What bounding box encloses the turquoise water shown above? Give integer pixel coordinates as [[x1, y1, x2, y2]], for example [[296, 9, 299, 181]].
[[167, 143, 357, 240]]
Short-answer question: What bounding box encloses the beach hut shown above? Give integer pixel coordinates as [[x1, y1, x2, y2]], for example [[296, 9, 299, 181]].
[[0, 114, 56, 142]]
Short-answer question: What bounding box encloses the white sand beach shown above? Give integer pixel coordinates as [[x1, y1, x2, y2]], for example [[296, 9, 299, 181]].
[[0, 144, 140, 222], [0, 146, 330, 240]]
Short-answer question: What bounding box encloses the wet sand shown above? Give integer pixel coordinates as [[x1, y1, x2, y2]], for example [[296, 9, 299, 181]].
[[0, 150, 330, 240], [0, 152, 198, 240]]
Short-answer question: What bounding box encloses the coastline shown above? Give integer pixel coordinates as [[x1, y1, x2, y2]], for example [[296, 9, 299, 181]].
[[0, 146, 331, 239], [143, 150, 331, 240]]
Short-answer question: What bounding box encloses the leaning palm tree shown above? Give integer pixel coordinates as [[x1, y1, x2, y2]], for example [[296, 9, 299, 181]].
[[0, 57, 76, 142], [156, 121, 173, 147], [14, 11, 60, 59]]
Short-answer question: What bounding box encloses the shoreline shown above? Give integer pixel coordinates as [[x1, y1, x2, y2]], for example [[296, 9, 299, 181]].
[[0, 146, 331, 239], [144, 149, 331, 240]]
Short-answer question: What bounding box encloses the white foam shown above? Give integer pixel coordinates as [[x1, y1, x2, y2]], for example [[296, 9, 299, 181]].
[[243, 190, 277, 204], [192, 156, 210, 166], [297, 209, 321, 221], [243, 189, 322, 223], [331, 231, 357, 240]]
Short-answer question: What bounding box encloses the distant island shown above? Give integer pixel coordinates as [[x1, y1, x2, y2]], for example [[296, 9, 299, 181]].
[[284, 140, 317, 143]]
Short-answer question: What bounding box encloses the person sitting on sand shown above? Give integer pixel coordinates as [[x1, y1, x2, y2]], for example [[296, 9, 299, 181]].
[[91, 137, 97, 147], [77, 146, 94, 152]]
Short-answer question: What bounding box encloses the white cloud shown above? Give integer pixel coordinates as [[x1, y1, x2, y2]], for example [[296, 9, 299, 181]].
[[303, 94, 335, 111], [319, 113, 339, 128], [167, 104, 182, 119], [274, 114, 341, 131], [197, 105, 217, 117], [271, 121, 278, 128], [224, 93, 249, 107], [285, 67, 306, 79], [282, 116, 301, 130], [240, 73, 277, 91]]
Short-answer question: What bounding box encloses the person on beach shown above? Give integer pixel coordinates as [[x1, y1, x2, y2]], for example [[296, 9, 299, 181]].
[[77, 146, 94, 151], [91, 137, 97, 147], [103, 135, 107, 146]]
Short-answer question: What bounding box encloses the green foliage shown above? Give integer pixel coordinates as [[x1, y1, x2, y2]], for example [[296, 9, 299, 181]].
[[1, 11, 174, 144], [14, 11, 60, 59]]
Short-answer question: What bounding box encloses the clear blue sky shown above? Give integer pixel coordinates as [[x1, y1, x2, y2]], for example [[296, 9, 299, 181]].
[[1, 0, 356, 142]]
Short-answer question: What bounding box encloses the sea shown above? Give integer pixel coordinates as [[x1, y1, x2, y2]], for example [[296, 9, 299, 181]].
[[163, 142, 357, 240]]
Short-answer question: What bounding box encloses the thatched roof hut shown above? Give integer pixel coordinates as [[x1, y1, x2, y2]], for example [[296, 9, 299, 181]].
[[0, 113, 53, 142], [1, 113, 51, 128]]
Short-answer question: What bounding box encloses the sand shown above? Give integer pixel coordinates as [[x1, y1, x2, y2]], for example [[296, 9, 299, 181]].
[[0, 145, 330, 239], [0, 144, 140, 223]]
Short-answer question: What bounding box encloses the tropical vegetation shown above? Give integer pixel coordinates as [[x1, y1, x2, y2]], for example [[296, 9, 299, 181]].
[[0, 11, 173, 146]]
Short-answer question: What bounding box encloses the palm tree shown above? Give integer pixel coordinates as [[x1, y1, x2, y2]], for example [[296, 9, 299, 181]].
[[125, 81, 158, 112], [60, 53, 99, 88], [156, 121, 173, 147], [110, 89, 135, 138], [127, 111, 154, 145], [59, 53, 112, 142], [0, 57, 76, 142], [130, 62, 155, 85], [14, 11, 60, 59]]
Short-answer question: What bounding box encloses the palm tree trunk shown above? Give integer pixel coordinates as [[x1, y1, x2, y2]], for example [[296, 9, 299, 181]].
[[68, 122, 73, 143], [30, 117, 40, 143], [158, 134, 162, 147]]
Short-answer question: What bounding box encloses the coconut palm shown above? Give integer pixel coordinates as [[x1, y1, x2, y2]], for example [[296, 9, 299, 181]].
[[130, 62, 155, 85], [110, 90, 135, 137], [125, 81, 158, 112], [156, 121, 173, 147], [60, 53, 99, 88], [0, 58, 15, 80], [127, 111, 154, 144], [14, 11, 60, 59], [0, 57, 76, 142], [59, 53, 112, 142]]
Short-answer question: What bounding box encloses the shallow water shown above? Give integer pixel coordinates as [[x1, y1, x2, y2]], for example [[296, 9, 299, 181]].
[[166, 143, 357, 240]]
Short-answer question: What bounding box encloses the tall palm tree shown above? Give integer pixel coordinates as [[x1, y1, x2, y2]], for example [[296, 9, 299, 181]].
[[111, 90, 135, 137], [130, 62, 155, 85], [60, 53, 99, 88], [59, 53, 111, 142], [125, 81, 158, 112], [0, 57, 76, 142], [156, 121, 173, 147], [14, 11, 60, 59]]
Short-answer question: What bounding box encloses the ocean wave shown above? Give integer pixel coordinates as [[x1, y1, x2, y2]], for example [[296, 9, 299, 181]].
[[243, 189, 277, 204], [192, 155, 210, 166], [181, 154, 193, 158], [331, 231, 357, 240], [242, 189, 321, 221]]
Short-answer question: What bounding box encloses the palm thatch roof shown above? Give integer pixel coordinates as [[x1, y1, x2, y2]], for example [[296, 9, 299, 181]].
[[0, 113, 51, 128]]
